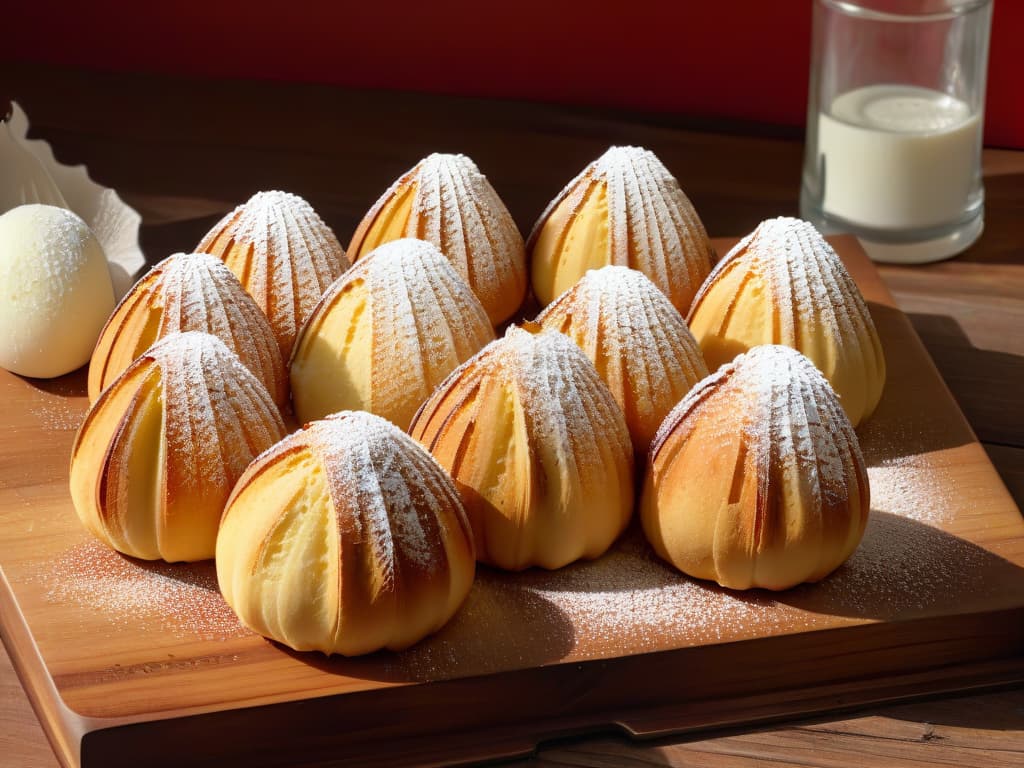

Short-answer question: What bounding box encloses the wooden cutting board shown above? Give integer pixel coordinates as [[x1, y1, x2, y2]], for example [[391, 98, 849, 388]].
[[2, 236, 1023, 768]]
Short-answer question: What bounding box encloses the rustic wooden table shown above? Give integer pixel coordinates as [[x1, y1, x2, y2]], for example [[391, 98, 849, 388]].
[[2, 64, 1022, 767]]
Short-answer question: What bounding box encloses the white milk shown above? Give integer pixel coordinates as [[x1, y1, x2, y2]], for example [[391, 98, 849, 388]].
[[818, 84, 981, 231]]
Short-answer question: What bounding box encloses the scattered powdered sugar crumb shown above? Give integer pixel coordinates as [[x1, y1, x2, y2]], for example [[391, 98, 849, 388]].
[[793, 510, 993, 617], [37, 539, 248, 641], [868, 455, 957, 525], [27, 398, 86, 431], [517, 534, 788, 653]]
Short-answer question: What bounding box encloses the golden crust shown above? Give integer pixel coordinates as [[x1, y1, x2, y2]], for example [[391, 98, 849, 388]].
[[536, 265, 709, 454], [216, 411, 476, 656], [88, 253, 288, 409], [70, 332, 287, 562], [289, 239, 495, 429], [347, 154, 528, 325], [197, 190, 349, 358], [686, 217, 886, 426], [528, 146, 714, 314], [641, 345, 870, 591], [409, 326, 634, 571]]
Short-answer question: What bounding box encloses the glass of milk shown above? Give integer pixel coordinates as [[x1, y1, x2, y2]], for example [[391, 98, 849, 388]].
[[800, 0, 993, 263]]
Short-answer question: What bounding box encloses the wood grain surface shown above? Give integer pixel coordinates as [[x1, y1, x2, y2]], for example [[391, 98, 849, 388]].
[[1, 63, 1022, 767]]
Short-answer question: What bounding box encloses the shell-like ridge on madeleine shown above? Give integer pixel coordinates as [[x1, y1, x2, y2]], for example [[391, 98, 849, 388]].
[[216, 411, 476, 656], [686, 216, 886, 426], [197, 190, 349, 357], [536, 265, 709, 454], [528, 145, 714, 314], [410, 326, 634, 571], [71, 332, 287, 563], [347, 153, 528, 325], [290, 238, 495, 429], [88, 252, 288, 409], [643, 344, 869, 591]]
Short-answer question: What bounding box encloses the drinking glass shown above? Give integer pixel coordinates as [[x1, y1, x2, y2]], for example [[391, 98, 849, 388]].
[[799, 0, 993, 263]]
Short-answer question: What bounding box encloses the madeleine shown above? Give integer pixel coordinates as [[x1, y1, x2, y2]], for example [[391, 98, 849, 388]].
[[70, 332, 286, 562], [529, 145, 714, 314], [290, 238, 495, 429], [642, 345, 869, 591], [687, 217, 885, 426], [88, 252, 287, 409], [347, 153, 527, 325], [217, 411, 476, 656], [197, 190, 349, 357], [410, 327, 633, 571], [536, 265, 708, 454]]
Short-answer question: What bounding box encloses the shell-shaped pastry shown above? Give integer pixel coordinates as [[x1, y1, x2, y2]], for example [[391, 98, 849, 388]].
[[409, 326, 634, 571], [70, 332, 287, 562], [347, 153, 528, 325], [536, 265, 709, 454], [290, 238, 495, 429], [197, 190, 349, 357], [686, 217, 886, 426], [88, 252, 288, 409], [216, 411, 476, 656], [529, 145, 714, 315], [642, 345, 869, 591]]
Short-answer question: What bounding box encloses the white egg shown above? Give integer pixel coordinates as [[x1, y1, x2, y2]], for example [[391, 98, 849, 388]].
[[0, 204, 115, 378]]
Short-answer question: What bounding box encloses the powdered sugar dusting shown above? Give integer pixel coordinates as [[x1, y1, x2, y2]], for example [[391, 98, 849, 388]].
[[303, 412, 469, 575], [28, 397, 86, 431], [38, 539, 247, 641], [531, 146, 714, 313], [504, 327, 632, 484], [687, 217, 885, 425], [197, 190, 348, 356], [537, 265, 709, 450], [96, 252, 287, 406], [3, 206, 102, 315], [152, 332, 286, 494], [867, 455, 957, 525], [655, 345, 862, 504], [519, 531, 784, 652], [354, 239, 494, 420], [362, 153, 526, 324], [790, 511, 994, 617]]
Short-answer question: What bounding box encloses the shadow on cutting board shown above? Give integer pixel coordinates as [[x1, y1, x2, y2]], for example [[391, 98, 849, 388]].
[[857, 302, 977, 466], [776, 511, 1024, 622], [277, 571, 577, 684]]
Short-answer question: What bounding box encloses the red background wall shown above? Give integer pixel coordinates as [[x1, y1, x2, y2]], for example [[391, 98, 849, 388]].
[[5, 1, 1022, 147]]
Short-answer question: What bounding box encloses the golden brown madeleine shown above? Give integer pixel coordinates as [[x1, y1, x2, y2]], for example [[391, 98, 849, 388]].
[[70, 332, 287, 562], [197, 190, 349, 357], [216, 411, 475, 656], [88, 252, 288, 409], [290, 238, 495, 429], [687, 217, 886, 426], [642, 345, 869, 591], [536, 265, 709, 454], [347, 153, 527, 325], [409, 326, 634, 571], [528, 146, 714, 314]]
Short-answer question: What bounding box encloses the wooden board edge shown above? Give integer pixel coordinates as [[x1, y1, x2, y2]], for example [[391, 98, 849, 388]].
[[0, 566, 87, 768], [72, 606, 1024, 768]]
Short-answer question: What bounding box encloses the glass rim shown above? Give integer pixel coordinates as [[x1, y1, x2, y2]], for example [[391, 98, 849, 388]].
[[821, 0, 991, 22]]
